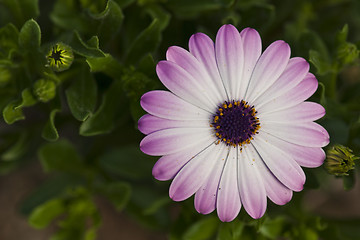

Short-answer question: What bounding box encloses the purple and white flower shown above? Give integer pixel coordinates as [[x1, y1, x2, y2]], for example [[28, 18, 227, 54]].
[[138, 24, 329, 222]]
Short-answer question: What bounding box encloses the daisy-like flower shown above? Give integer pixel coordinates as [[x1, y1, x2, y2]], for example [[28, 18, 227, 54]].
[[138, 24, 329, 221]]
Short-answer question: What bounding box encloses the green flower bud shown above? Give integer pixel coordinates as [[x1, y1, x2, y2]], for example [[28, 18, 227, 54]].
[[337, 42, 359, 66], [325, 145, 359, 176], [46, 43, 74, 72], [33, 79, 56, 102]]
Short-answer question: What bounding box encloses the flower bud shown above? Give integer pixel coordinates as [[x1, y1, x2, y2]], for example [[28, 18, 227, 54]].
[[46, 42, 74, 72], [33, 79, 56, 102], [325, 145, 359, 176]]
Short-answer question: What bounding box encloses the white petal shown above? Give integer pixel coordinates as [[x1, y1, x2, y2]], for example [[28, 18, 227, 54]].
[[140, 127, 214, 156], [140, 90, 210, 120], [245, 40, 291, 103], [215, 24, 244, 100], [255, 131, 326, 168], [260, 121, 329, 148], [167, 46, 223, 105], [216, 147, 241, 222], [189, 32, 228, 102], [194, 144, 228, 214], [156, 61, 215, 112], [169, 142, 223, 201], [252, 57, 309, 106], [238, 147, 267, 219], [138, 114, 210, 135], [238, 28, 262, 99], [251, 135, 306, 192], [152, 138, 216, 181], [246, 144, 293, 205], [258, 102, 325, 123], [257, 73, 318, 114]]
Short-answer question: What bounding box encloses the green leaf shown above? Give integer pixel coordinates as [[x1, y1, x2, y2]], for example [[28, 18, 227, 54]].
[[3, 101, 25, 124], [86, 53, 124, 79], [20, 175, 83, 215], [99, 145, 155, 179], [38, 139, 83, 173], [258, 217, 285, 239], [42, 109, 61, 142], [99, 182, 131, 211], [309, 50, 333, 75], [0, 23, 19, 59], [124, 18, 162, 65], [300, 227, 318, 240], [90, 0, 124, 44], [217, 220, 244, 240], [167, 0, 223, 19], [128, 186, 171, 229], [18, 19, 41, 50], [3, 88, 38, 124], [336, 24, 349, 44], [65, 64, 97, 121], [318, 82, 327, 106], [143, 197, 170, 215], [0, 0, 39, 27], [145, 5, 170, 31], [29, 198, 65, 229], [1, 132, 29, 161], [79, 80, 125, 136], [183, 216, 219, 240], [50, 0, 93, 34], [16, 88, 37, 108], [69, 31, 106, 58]]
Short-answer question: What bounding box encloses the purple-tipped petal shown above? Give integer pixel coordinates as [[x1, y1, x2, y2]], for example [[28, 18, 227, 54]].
[[215, 24, 244, 99], [258, 102, 325, 123], [216, 148, 241, 222], [140, 90, 210, 120], [257, 132, 326, 168], [138, 114, 210, 135], [247, 144, 293, 205], [156, 61, 214, 112], [238, 28, 262, 99], [261, 121, 330, 148], [166, 46, 223, 105], [152, 138, 215, 181], [169, 142, 220, 201], [252, 135, 306, 192], [140, 128, 213, 156], [257, 73, 318, 113], [194, 145, 228, 215], [238, 147, 267, 219], [245, 40, 291, 103], [189, 33, 227, 102], [253, 57, 309, 106]]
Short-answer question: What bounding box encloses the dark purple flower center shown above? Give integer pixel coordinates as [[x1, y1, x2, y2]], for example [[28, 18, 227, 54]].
[[212, 100, 260, 147]]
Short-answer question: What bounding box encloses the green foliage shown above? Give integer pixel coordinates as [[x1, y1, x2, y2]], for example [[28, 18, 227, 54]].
[[79, 79, 125, 136], [38, 139, 83, 173], [0, 0, 359, 239], [42, 108, 61, 141], [99, 145, 155, 179], [98, 181, 131, 211], [18, 19, 40, 49], [29, 198, 65, 229], [65, 64, 97, 121]]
